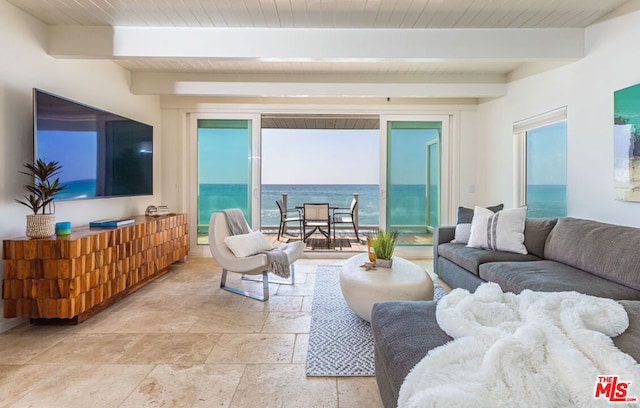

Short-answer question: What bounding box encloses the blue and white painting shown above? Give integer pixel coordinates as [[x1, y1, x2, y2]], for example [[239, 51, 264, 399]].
[[614, 83, 640, 202]]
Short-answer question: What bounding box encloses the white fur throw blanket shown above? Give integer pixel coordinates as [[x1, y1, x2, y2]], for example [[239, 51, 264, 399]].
[[398, 283, 640, 408]]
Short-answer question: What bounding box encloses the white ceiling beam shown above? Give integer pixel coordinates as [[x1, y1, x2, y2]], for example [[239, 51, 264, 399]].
[[130, 72, 507, 98], [49, 26, 584, 61]]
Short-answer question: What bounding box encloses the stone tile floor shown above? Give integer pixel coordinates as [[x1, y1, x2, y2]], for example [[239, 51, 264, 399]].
[[0, 256, 435, 408]]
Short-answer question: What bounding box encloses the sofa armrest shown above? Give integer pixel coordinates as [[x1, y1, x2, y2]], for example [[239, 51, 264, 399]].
[[433, 226, 455, 275], [434, 225, 455, 245], [372, 301, 452, 407]]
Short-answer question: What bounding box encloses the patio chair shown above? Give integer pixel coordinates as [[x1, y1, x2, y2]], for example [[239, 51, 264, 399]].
[[303, 203, 331, 245], [208, 210, 305, 301], [276, 199, 303, 241], [332, 197, 360, 243]]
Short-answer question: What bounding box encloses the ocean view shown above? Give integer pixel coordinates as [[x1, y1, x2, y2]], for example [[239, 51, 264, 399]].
[[527, 184, 567, 218], [195, 183, 567, 227], [261, 184, 380, 226], [198, 184, 381, 227]]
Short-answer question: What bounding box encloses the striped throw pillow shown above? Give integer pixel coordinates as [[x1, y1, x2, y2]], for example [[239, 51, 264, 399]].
[[467, 206, 528, 254]]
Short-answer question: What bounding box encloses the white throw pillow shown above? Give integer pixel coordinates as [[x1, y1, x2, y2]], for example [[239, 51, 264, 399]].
[[467, 206, 528, 254], [452, 223, 472, 244], [224, 231, 274, 257], [451, 204, 504, 244]]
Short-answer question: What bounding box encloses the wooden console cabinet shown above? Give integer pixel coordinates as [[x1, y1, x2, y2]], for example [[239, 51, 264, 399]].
[[2, 214, 189, 323]]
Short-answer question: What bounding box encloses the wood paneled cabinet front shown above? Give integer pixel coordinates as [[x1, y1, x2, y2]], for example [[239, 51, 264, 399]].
[[2, 214, 188, 323]]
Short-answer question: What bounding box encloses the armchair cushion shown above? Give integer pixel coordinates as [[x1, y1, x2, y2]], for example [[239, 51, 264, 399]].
[[224, 231, 274, 258]]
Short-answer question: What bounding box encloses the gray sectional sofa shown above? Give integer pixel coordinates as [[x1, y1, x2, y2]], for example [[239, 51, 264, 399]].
[[371, 217, 640, 408], [435, 217, 640, 299]]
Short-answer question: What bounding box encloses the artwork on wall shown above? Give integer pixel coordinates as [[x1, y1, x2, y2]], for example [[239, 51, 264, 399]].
[[614, 83, 640, 202]]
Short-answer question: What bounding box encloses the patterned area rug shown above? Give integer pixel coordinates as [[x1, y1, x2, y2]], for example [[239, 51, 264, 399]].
[[306, 264, 447, 376]]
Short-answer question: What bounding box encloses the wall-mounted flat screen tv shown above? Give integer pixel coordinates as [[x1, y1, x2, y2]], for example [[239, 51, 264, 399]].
[[34, 89, 153, 200]]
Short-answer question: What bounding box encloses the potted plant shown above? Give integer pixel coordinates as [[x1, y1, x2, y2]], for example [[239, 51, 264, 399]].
[[16, 159, 66, 238], [371, 229, 398, 268]]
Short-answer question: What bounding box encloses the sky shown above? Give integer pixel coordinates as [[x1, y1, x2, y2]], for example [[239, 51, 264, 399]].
[[199, 126, 445, 185], [388, 128, 439, 185], [198, 128, 381, 185], [261, 129, 380, 184], [526, 121, 567, 186], [198, 127, 251, 184], [43, 123, 566, 189]]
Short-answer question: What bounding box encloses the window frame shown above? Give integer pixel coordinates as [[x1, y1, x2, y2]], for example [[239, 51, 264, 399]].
[[513, 107, 568, 215]]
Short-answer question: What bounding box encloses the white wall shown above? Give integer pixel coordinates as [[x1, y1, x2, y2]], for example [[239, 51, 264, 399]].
[[0, 0, 161, 332], [457, 110, 480, 207], [476, 9, 640, 227], [160, 108, 184, 214]]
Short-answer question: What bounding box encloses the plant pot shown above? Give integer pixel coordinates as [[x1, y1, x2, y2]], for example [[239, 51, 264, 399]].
[[376, 258, 393, 268], [26, 214, 56, 238]]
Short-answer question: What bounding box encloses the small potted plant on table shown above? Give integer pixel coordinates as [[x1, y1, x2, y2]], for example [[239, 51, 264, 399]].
[[16, 159, 66, 238], [371, 229, 398, 268]]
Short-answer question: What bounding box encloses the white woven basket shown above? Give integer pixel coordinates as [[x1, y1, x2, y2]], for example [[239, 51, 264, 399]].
[[26, 214, 56, 238]]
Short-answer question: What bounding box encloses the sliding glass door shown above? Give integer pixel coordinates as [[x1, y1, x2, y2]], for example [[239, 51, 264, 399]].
[[189, 114, 260, 246], [185, 112, 452, 249], [426, 139, 440, 231], [380, 116, 452, 242]]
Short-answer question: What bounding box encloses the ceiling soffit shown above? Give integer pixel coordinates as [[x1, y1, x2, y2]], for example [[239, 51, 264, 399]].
[[261, 114, 380, 129], [46, 26, 584, 97]]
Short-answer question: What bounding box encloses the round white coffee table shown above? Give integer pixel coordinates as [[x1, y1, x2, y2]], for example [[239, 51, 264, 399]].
[[339, 253, 434, 322]]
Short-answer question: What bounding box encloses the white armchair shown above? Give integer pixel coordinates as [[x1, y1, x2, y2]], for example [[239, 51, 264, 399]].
[[208, 211, 305, 301]]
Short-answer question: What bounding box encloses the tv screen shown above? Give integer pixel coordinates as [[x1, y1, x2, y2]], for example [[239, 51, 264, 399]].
[[34, 89, 153, 200]]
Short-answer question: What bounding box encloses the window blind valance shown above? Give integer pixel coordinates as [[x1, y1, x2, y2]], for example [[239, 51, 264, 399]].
[[513, 107, 567, 134]]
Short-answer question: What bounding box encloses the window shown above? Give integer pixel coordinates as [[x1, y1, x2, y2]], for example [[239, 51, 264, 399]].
[[514, 108, 567, 218]]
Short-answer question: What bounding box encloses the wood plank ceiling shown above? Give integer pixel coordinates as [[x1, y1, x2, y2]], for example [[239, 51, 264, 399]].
[[8, 0, 629, 29], [7, 0, 631, 78]]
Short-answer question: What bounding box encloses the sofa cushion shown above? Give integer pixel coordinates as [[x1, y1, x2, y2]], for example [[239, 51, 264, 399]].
[[438, 243, 540, 276], [371, 301, 452, 408], [479, 260, 640, 300], [437, 257, 486, 292], [523, 218, 557, 258], [545, 218, 640, 291], [468, 206, 528, 254], [452, 204, 503, 244]]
